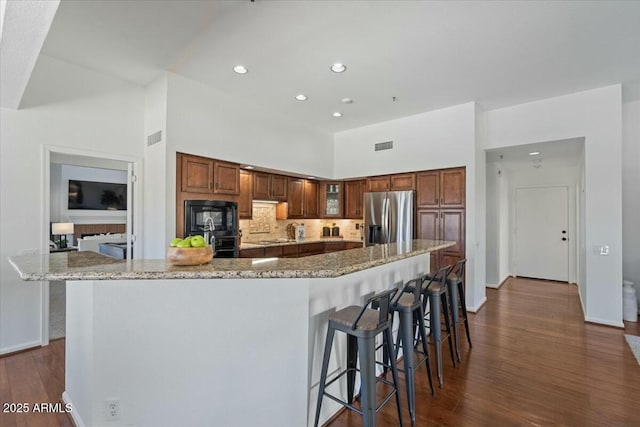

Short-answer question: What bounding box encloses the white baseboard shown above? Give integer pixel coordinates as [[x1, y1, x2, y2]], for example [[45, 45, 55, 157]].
[[486, 275, 511, 289], [584, 316, 625, 328], [0, 340, 41, 355], [62, 391, 85, 427], [467, 296, 487, 313], [485, 283, 500, 289]]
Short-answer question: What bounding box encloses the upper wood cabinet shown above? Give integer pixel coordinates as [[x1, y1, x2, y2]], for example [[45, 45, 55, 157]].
[[390, 173, 416, 191], [253, 172, 288, 201], [367, 176, 390, 192], [287, 178, 319, 219], [181, 155, 213, 193], [179, 153, 240, 195], [320, 182, 343, 218], [344, 180, 366, 219], [417, 167, 465, 208], [239, 170, 253, 219]]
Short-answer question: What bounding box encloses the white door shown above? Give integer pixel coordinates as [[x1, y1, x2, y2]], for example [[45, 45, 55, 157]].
[[515, 186, 569, 282]]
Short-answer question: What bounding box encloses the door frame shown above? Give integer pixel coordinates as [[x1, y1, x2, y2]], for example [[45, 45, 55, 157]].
[[40, 144, 142, 346], [513, 184, 575, 283]]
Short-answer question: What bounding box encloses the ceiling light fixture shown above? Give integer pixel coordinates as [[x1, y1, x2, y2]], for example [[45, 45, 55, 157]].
[[233, 65, 248, 74], [529, 151, 540, 156], [332, 112, 343, 117], [307, 176, 316, 179], [244, 165, 254, 169], [295, 94, 308, 101], [331, 63, 346, 73], [342, 98, 353, 104]]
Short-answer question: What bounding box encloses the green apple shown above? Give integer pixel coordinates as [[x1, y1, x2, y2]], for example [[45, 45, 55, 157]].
[[176, 237, 192, 248], [169, 237, 182, 247], [190, 235, 205, 248]]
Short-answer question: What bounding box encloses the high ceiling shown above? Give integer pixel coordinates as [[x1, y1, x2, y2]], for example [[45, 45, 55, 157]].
[[21, 1, 640, 133]]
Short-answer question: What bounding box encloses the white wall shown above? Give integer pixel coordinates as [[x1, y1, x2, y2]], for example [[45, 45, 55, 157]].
[[51, 164, 127, 225], [622, 100, 640, 304], [0, 55, 144, 354], [486, 163, 511, 287], [484, 85, 623, 326], [334, 103, 487, 310]]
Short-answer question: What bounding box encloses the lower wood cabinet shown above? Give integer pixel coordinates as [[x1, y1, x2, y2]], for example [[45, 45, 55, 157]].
[[299, 242, 324, 256], [239, 241, 364, 258], [417, 208, 465, 275], [264, 246, 283, 258]]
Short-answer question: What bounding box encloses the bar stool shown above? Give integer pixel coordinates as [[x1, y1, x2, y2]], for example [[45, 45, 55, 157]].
[[448, 259, 472, 352], [421, 265, 456, 388], [390, 278, 436, 427], [314, 289, 404, 427]]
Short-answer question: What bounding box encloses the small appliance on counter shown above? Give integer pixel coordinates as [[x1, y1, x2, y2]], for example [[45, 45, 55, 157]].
[[295, 223, 306, 241], [331, 224, 340, 236], [322, 226, 331, 237]]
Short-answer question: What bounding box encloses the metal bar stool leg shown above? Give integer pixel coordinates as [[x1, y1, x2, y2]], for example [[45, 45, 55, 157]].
[[416, 306, 436, 396], [347, 335, 358, 403], [314, 327, 335, 427], [398, 308, 417, 426], [458, 281, 472, 347], [447, 279, 462, 362], [440, 292, 457, 367], [385, 327, 404, 427], [428, 292, 444, 388], [358, 336, 377, 427]]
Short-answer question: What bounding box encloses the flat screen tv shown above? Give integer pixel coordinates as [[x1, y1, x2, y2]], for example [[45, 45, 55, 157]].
[[68, 180, 127, 211]]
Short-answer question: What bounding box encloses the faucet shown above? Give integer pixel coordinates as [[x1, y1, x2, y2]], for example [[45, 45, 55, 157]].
[[203, 217, 215, 246]]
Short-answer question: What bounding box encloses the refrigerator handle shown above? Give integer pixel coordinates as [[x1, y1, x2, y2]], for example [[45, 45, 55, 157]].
[[383, 196, 389, 244]]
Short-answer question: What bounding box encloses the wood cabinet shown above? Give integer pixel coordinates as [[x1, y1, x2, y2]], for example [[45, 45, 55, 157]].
[[345, 241, 364, 249], [264, 246, 283, 258], [287, 178, 319, 219], [344, 180, 366, 219], [239, 170, 253, 219], [416, 167, 466, 274], [299, 242, 324, 256], [367, 176, 390, 192], [179, 153, 239, 195], [390, 173, 416, 191], [417, 167, 465, 208], [324, 241, 345, 253], [320, 182, 343, 218], [253, 172, 288, 202], [282, 244, 299, 258], [239, 247, 265, 258]]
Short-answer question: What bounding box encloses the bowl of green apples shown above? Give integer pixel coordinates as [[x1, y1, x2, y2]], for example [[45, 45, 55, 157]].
[[166, 235, 213, 265]]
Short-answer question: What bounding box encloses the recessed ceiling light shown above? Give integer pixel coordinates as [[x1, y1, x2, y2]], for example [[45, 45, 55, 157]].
[[244, 165, 254, 169], [529, 151, 540, 156], [295, 94, 308, 101], [307, 176, 315, 179], [332, 112, 343, 117], [331, 63, 346, 73], [341, 98, 353, 104], [233, 65, 248, 74]]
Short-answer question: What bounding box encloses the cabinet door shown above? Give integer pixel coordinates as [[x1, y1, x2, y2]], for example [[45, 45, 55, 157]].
[[390, 173, 416, 191], [304, 180, 319, 218], [287, 178, 305, 218], [239, 170, 253, 219], [239, 248, 265, 258], [270, 175, 288, 201], [417, 209, 440, 241], [252, 172, 271, 200], [321, 182, 343, 218], [416, 171, 439, 208], [264, 246, 283, 258], [344, 180, 365, 219], [213, 161, 240, 195], [441, 209, 465, 254], [367, 176, 390, 192], [181, 155, 213, 193], [324, 241, 346, 253], [440, 168, 465, 208]]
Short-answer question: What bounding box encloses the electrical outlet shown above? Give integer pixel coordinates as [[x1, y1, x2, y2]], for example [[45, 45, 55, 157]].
[[105, 399, 120, 421], [355, 223, 359, 230]]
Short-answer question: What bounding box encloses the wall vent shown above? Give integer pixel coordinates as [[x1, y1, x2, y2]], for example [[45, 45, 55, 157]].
[[147, 130, 162, 146], [374, 141, 393, 151]]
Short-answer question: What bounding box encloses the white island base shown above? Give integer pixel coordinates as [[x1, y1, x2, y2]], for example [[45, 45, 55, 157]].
[[62, 253, 429, 427]]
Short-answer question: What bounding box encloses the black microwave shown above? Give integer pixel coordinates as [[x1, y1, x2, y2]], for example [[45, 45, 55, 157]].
[[184, 200, 238, 257]]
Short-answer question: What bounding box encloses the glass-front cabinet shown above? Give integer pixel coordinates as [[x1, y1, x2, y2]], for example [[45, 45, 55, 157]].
[[321, 181, 343, 218]]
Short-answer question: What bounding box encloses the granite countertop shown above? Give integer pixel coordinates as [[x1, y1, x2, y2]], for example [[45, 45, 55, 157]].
[[240, 237, 362, 249], [8, 239, 455, 281]]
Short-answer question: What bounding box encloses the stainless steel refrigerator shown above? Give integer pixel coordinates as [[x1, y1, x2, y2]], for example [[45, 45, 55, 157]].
[[364, 190, 414, 247]]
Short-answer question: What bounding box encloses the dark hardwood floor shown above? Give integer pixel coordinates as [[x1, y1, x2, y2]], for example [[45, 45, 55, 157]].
[[0, 277, 638, 426]]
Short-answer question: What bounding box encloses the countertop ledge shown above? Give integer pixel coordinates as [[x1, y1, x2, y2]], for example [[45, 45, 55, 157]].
[[240, 237, 362, 249], [9, 240, 455, 281]]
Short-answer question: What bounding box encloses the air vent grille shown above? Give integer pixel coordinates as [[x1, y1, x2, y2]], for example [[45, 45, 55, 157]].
[[374, 141, 393, 151], [147, 130, 162, 146]]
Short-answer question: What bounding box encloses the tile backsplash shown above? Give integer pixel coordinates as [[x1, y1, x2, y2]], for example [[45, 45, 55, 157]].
[[239, 202, 363, 242]]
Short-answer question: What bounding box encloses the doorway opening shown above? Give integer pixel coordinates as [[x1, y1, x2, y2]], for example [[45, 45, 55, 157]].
[[41, 145, 141, 345]]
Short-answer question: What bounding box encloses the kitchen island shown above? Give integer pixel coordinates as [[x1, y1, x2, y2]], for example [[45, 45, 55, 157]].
[[9, 239, 454, 427]]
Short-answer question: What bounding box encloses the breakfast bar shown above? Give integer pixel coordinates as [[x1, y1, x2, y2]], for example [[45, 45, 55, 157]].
[[9, 239, 454, 427]]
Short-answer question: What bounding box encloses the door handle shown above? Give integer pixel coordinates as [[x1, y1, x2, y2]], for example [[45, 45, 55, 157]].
[[562, 237, 567, 241], [562, 230, 567, 234]]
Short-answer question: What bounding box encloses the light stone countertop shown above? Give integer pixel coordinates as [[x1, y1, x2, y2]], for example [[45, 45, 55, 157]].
[[8, 239, 455, 281]]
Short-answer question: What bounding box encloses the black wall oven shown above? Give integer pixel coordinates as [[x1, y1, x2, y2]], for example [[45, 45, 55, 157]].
[[185, 200, 238, 258]]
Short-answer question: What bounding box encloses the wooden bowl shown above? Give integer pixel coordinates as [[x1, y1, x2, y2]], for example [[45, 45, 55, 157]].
[[166, 246, 213, 266]]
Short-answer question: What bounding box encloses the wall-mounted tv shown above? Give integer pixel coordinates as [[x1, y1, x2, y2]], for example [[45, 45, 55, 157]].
[[68, 180, 127, 211]]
